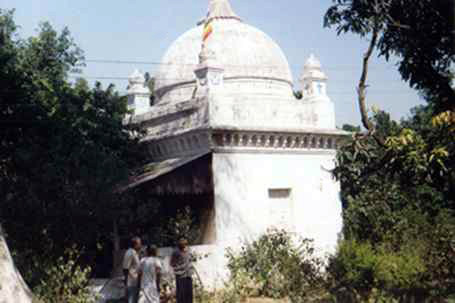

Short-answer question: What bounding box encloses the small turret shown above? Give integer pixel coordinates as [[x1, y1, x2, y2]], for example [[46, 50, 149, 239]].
[[300, 54, 329, 102], [300, 55, 336, 128], [127, 69, 151, 115], [194, 46, 225, 98]]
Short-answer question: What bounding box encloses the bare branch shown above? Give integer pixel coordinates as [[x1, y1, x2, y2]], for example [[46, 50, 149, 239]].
[[357, 20, 386, 146], [357, 26, 379, 131]]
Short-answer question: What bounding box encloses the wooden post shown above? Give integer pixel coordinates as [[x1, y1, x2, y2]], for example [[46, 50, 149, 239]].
[[111, 219, 121, 277]]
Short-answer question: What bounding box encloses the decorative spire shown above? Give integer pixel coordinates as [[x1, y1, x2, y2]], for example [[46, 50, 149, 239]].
[[128, 69, 146, 86], [206, 0, 241, 22], [200, 0, 241, 47], [304, 54, 322, 70], [127, 69, 151, 115], [194, 45, 224, 98], [300, 54, 330, 102], [302, 54, 328, 81]]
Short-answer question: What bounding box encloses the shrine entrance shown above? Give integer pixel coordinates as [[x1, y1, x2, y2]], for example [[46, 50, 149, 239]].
[[111, 153, 215, 277]]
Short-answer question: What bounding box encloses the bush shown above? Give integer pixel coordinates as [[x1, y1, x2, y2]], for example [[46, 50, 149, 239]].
[[143, 206, 202, 248], [34, 247, 95, 303], [331, 205, 455, 301], [224, 229, 327, 303], [161, 206, 201, 246], [326, 240, 378, 301], [326, 240, 426, 302], [158, 227, 452, 302]]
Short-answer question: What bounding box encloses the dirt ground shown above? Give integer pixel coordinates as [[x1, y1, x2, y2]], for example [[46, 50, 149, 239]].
[[244, 298, 290, 303]]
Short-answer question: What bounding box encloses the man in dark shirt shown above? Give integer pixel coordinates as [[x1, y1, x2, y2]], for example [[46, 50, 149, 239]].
[[170, 238, 194, 303]]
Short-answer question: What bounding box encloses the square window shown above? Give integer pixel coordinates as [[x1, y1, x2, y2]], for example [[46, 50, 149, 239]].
[[268, 188, 291, 199]]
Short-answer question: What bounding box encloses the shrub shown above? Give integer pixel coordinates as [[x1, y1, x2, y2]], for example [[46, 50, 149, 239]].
[[152, 206, 202, 247], [375, 246, 426, 296], [326, 240, 426, 302], [224, 229, 326, 303], [34, 246, 95, 303], [326, 240, 378, 301]]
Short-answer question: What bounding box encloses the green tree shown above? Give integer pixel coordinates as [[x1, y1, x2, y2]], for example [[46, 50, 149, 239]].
[[325, 0, 455, 114], [341, 124, 361, 132], [0, 8, 146, 289], [324, 0, 455, 300]]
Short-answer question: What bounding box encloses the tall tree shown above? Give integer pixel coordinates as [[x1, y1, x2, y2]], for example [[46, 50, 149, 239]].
[[325, 0, 454, 136], [0, 10, 33, 302], [0, 8, 146, 295], [324, 1, 455, 300], [324, 0, 454, 209]]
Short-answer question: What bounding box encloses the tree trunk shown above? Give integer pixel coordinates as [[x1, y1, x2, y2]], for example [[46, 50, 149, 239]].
[[0, 225, 34, 303], [111, 218, 123, 278]]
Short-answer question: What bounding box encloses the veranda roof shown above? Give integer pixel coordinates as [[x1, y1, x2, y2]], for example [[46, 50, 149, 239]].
[[118, 152, 210, 193]]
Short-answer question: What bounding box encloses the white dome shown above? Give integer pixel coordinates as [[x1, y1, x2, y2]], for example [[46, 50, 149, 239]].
[[154, 9, 294, 103]]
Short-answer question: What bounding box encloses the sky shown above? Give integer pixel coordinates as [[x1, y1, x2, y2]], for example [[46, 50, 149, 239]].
[[2, 0, 425, 126]]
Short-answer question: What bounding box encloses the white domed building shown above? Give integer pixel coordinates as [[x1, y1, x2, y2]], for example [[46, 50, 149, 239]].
[[124, 0, 345, 287]]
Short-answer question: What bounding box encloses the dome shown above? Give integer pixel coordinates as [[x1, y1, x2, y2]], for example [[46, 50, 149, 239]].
[[154, 0, 294, 103]]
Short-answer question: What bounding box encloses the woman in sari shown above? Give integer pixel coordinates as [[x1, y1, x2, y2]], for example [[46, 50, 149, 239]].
[[138, 246, 162, 303]]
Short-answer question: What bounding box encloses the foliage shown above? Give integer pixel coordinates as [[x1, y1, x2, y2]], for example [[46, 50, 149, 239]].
[[118, 191, 204, 248], [224, 229, 326, 303], [332, 107, 455, 300], [324, 3, 455, 294], [0, 9, 146, 284], [341, 124, 360, 132], [293, 90, 303, 100], [327, 240, 426, 302], [324, 0, 455, 113], [158, 206, 202, 246], [334, 108, 453, 212], [325, 0, 455, 300], [34, 247, 95, 303], [194, 275, 218, 303]]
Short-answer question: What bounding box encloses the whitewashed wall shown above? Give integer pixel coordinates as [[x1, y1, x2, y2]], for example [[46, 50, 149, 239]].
[[212, 152, 343, 257], [210, 96, 336, 130], [156, 245, 222, 289]]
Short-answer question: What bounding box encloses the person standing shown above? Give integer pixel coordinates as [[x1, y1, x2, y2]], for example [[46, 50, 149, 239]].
[[170, 239, 194, 303], [123, 237, 142, 303], [138, 246, 162, 303]]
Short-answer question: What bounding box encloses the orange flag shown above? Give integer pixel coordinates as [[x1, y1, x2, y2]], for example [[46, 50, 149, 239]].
[[202, 21, 213, 42]]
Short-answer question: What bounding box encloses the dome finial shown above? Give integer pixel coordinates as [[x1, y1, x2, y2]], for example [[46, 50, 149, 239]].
[[305, 54, 322, 70], [128, 69, 145, 85], [300, 54, 330, 102], [302, 54, 327, 80], [127, 69, 151, 115], [207, 0, 241, 22]]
